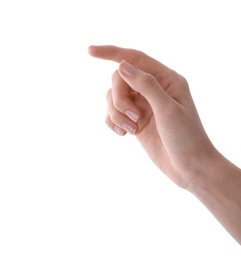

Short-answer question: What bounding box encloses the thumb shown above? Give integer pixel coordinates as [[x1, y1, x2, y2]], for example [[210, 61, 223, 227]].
[[118, 60, 171, 113]]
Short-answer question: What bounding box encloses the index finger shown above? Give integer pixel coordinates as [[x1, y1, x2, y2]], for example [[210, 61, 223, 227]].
[[88, 45, 173, 81]]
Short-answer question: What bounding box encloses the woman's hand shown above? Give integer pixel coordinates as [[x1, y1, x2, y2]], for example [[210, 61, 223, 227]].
[[89, 45, 241, 244], [88, 45, 216, 189]]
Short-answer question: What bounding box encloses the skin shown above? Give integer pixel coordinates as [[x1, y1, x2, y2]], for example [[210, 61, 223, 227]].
[[88, 45, 241, 245]]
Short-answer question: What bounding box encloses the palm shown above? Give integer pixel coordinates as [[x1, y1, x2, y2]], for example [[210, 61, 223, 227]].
[[130, 76, 212, 188], [132, 89, 183, 185]]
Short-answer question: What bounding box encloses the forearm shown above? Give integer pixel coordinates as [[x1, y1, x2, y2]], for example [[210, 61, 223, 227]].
[[187, 150, 241, 244]]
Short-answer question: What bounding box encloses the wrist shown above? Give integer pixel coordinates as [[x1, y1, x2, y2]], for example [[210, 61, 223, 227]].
[[185, 148, 241, 243], [185, 147, 226, 195]]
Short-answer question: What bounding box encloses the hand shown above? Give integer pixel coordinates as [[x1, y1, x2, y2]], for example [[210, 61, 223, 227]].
[[88, 45, 217, 189], [89, 45, 241, 244]]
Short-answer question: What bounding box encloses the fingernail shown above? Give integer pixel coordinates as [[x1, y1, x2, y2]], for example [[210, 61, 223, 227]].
[[114, 125, 125, 136], [122, 123, 136, 135], [120, 61, 136, 76], [125, 110, 139, 123]]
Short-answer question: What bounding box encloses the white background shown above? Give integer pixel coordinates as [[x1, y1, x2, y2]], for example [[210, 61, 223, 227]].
[[1, 0, 241, 259]]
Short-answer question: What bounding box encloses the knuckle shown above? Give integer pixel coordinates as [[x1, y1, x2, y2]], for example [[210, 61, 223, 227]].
[[179, 74, 189, 88], [140, 73, 158, 89], [105, 114, 111, 126], [108, 109, 120, 124], [111, 70, 119, 82], [112, 95, 124, 111], [175, 73, 190, 91], [106, 88, 112, 101]]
